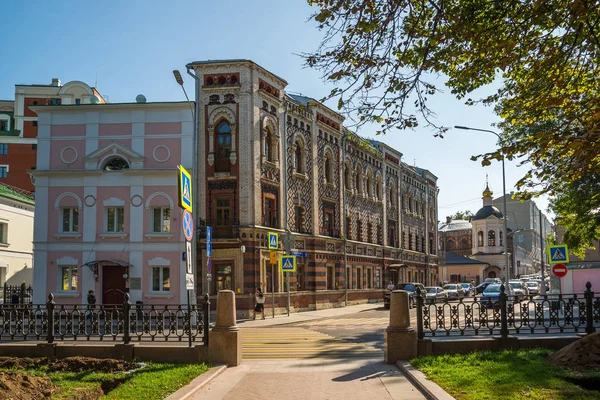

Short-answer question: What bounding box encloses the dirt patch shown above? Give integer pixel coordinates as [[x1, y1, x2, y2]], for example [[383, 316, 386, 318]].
[[548, 331, 600, 372], [0, 371, 59, 400], [0, 356, 139, 400], [0, 356, 137, 373]]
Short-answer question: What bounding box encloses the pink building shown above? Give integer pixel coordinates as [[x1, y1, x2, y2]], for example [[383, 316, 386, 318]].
[[31, 99, 193, 305]]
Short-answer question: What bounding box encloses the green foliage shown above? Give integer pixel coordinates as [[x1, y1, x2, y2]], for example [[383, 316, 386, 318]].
[[410, 349, 600, 400], [551, 175, 600, 258], [451, 210, 473, 221], [305, 0, 600, 246]]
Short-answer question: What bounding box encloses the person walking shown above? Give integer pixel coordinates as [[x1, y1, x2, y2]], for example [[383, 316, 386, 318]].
[[387, 281, 395, 291], [254, 288, 265, 320]]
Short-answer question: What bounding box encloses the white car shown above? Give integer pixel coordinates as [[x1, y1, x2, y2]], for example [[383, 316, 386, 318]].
[[525, 281, 540, 295]]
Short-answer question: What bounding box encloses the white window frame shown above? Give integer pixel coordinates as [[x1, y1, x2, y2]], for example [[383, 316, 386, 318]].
[[151, 266, 171, 293], [59, 265, 78, 292], [152, 207, 171, 233], [105, 207, 125, 233], [0, 222, 7, 245], [60, 207, 79, 233], [0, 164, 8, 178]]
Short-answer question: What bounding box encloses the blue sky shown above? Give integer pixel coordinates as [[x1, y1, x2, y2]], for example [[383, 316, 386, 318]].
[[1, 0, 551, 222]]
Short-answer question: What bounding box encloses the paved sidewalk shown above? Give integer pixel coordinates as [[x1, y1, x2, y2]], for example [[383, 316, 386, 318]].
[[236, 301, 385, 328], [188, 357, 427, 400]]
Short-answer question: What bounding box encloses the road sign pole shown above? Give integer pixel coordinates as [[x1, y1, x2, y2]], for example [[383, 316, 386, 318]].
[[287, 273, 290, 317], [271, 263, 275, 319]]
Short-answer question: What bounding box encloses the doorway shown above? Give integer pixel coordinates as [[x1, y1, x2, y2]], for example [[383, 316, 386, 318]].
[[102, 265, 127, 305]]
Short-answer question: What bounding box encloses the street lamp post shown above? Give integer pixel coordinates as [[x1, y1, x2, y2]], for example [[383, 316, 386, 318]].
[[455, 125, 510, 281]]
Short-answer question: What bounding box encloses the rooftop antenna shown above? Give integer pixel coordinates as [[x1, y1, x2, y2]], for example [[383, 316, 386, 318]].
[[95, 73, 98, 89]]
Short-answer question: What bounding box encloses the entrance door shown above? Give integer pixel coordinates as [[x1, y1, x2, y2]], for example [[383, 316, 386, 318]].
[[102, 266, 127, 305]]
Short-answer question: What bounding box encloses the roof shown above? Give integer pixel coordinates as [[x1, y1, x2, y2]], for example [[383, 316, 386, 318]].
[[0, 183, 35, 205], [439, 219, 472, 232], [472, 205, 504, 221], [445, 252, 489, 265], [287, 93, 311, 106], [187, 59, 288, 85]]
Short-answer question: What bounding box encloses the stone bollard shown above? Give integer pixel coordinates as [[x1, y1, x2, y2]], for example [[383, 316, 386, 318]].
[[209, 290, 242, 366], [384, 290, 417, 364]]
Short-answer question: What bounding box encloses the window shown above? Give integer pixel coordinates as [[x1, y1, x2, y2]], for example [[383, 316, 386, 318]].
[[152, 207, 171, 232], [103, 157, 129, 171], [447, 240, 455, 250], [152, 266, 170, 292], [388, 223, 396, 247], [32, 121, 38, 127], [75, 99, 81, 105], [0, 120, 7, 131], [0, 144, 7, 154], [60, 266, 77, 291], [324, 154, 332, 183], [488, 230, 496, 246], [345, 216, 351, 239], [356, 218, 362, 241], [409, 233, 413, 250], [294, 206, 304, 232], [499, 231, 503, 246], [377, 225, 382, 245], [367, 223, 373, 243], [293, 142, 304, 173], [461, 238, 469, 249], [61, 208, 79, 233], [215, 264, 232, 292], [31, 144, 37, 150], [323, 208, 334, 236], [264, 197, 277, 227], [355, 168, 362, 193], [264, 130, 272, 161], [422, 237, 426, 253], [0, 166, 7, 178], [389, 187, 395, 206], [344, 164, 351, 189], [106, 207, 125, 232], [216, 199, 231, 226], [216, 122, 231, 172], [50, 98, 61, 105], [478, 231, 484, 246], [367, 175, 373, 197], [0, 222, 7, 244]]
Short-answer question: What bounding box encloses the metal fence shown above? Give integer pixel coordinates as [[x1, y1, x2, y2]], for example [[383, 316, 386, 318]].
[[0, 293, 210, 347], [3, 283, 33, 305], [416, 282, 600, 338]]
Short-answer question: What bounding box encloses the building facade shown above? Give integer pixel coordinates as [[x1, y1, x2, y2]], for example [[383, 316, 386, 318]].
[[0, 79, 105, 193], [31, 100, 192, 305], [188, 59, 439, 312], [0, 183, 34, 287], [438, 217, 473, 257], [554, 225, 600, 294]]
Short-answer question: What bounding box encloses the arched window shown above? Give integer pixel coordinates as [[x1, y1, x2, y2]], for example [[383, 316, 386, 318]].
[[103, 157, 129, 171], [293, 141, 304, 173], [216, 122, 231, 172], [446, 240, 455, 250], [344, 163, 351, 189], [477, 231, 484, 247], [499, 231, 503, 246], [488, 230, 496, 246], [264, 129, 272, 161], [367, 172, 373, 197], [355, 167, 362, 193], [461, 238, 469, 249], [324, 153, 332, 183], [389, 187, 394, 206]]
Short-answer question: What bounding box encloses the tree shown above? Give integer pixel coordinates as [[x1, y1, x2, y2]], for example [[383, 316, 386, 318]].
[[551, 175, 600, 258], [304, 0, 600, 245], [451, 210, 473, 221]]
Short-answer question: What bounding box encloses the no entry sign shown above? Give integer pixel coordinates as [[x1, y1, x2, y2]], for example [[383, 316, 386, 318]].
[[552, 263, 568, 278]]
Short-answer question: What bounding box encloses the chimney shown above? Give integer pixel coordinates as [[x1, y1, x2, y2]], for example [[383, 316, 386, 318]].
[[446, 216, 452, 224], [51, 78, 62, 87]]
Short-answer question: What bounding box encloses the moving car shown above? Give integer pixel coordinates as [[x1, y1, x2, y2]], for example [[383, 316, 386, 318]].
[[481, 284, 516, 306], [459, 282, 475, 296], [508, 280, 528, 300], [525, 281, 540, 295], [424, 287, 447, 304], [443, 284, 466, 300], [383, 283, 426, 309]]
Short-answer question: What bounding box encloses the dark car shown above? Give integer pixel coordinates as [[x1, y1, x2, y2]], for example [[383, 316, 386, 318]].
[[475, 282, 493, 294], [383, 283, 426, 309]]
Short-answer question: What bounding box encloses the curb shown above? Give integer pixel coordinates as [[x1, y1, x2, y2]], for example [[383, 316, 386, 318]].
[[396, 361, 455, 400], [164, 364, 227, 400]]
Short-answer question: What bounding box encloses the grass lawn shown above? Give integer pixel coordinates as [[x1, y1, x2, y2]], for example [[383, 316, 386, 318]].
[[5, 361, 209, 400], [410, 349, 600, 400]]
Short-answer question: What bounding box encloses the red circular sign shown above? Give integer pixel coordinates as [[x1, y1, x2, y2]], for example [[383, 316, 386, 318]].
[[552, 263, 568, 278]]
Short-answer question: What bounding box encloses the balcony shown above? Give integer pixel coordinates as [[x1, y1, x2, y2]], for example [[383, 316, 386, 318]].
[[209, 226, 239, 239], [215, 158, 230, 173], [320, 227, 340, 238]]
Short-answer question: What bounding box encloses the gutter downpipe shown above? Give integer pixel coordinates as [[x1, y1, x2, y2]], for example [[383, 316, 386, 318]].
[[342, 132, 348, 306]]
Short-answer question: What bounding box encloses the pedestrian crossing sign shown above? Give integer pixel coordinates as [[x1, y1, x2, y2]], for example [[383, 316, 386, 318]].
[[548, 244, 569, 264], [178, 165, 193, 213], [280, 255, 296, 272], [268, 232, 279, 250]]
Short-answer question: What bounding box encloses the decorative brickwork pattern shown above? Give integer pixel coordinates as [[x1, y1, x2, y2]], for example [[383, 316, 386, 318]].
[[286, 124, 313, 233]]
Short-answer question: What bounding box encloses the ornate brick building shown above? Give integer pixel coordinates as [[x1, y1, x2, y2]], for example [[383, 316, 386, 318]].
[[188, 59, 439, 314]]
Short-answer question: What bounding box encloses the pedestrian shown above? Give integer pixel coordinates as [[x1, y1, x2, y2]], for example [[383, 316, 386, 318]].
[[254, 288, 265, 320], [387, 281, 395, 291], [87, 290, 96, 320]]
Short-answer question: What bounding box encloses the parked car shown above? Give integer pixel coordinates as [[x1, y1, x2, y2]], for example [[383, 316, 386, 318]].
[[525, 281, 540, 295], [443, 284, 466, 300], [475, 281, 493, 294], [459, 282, 475, 296], [424, 287, 447, 304], [481, 284, 516, 306], [483, 278, 502, 284], [508, 280, 528, 300], [383, 283, 426, 309]]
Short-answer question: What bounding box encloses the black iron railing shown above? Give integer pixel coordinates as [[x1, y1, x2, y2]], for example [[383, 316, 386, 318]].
[[416, 282, 600, 339], [0, 293, 210, 347]]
